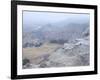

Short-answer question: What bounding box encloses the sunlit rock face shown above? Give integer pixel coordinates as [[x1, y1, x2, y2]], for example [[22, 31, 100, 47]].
[[40, 38, 89, 67]]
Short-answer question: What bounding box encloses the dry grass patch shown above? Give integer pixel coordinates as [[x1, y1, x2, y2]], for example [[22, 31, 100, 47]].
[[22, 43, 62, 63]]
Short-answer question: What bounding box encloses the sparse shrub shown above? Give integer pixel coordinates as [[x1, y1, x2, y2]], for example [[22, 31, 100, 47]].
[[23, 58, 30, 66], [50, 39, 68, 44], [34, 42, 42, 47], [39, 63, 47, 68], [84, 32, 89, 37], [23, 41, 43, 48], [23, 42, 34, 48]]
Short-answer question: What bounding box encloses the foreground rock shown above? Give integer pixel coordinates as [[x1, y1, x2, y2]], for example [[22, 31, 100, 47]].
[[23, 37, 90, 69]]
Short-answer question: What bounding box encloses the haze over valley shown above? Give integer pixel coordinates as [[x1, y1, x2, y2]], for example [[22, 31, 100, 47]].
[[22, 11, 90, 69]]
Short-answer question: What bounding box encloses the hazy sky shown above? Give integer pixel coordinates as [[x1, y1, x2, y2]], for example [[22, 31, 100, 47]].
[[23, 11, 90, 29]]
